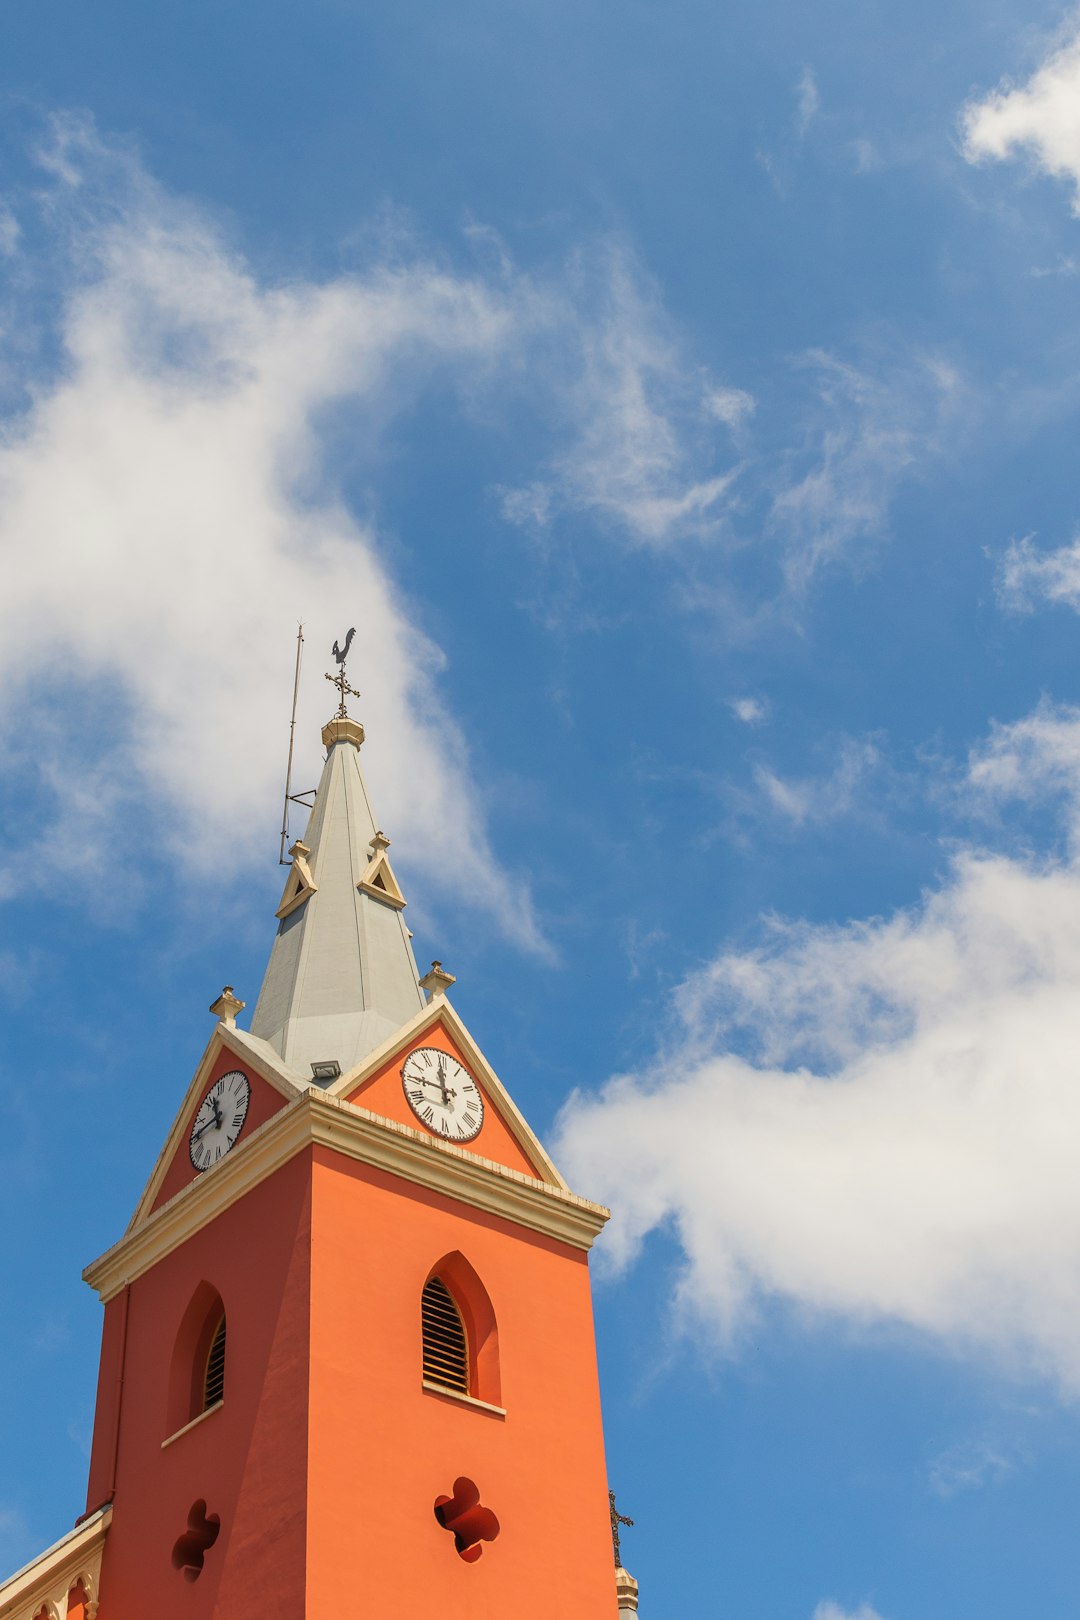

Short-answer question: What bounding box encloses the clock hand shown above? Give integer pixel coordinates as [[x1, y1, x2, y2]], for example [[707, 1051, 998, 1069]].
[[192, 1098, 226, 1142]]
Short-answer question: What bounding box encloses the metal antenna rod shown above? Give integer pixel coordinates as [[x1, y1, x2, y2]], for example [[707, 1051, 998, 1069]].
[[279, 623, 305, 865]]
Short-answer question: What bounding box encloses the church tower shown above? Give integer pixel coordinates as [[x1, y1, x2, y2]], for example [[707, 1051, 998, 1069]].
[[1, 663, 640, 1618]]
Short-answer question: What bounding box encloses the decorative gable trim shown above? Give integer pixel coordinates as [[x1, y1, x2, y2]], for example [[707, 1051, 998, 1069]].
[[356, 835, 407, 910], [0, 1504, 110, 1620], [275, 840, 317, 919], [126, 1025, 302, 1234], [86, 1092, 609, 1302], [328, 999, 569, 1188]]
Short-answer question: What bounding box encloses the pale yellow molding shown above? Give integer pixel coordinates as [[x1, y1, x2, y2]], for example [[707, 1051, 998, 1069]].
[[160, 1400, 223, 1450], [126, 1025, 304, 1234], [87, 1091, 609, 1302], [0, 1505, 110, 1620], [421, 1381, 506, 1418], [326, 998, 570, 1190], [321, 717, 365, 750]]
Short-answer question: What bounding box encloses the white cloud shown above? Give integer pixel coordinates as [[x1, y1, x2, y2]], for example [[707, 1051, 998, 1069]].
[[753, 737, 880, 826], [962, 23, 1080, 214], [0, 119, 757, 944], [967, 702, 1080, 846], [729, 695, 770, 726], [557, 705, 1080, 1393], [706, 385, 756, 428], [997, 533, 1080, 613], [814, 1604, 887, 1620], [499, 246, 746, 545], [928, 1437, 1015, 1498], [770, 349, 960, 588], [0, 117, 550, 942]]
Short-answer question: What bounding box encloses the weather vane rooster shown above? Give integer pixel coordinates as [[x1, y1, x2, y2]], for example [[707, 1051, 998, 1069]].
[[325, 626, 360, 718]]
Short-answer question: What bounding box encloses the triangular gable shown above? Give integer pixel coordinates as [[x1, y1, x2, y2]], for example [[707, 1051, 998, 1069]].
[[276, 840, 317, 919], [128, 1025, 303, 1231], [328, 999, 568, 1188], [357, 838, 406, 910]]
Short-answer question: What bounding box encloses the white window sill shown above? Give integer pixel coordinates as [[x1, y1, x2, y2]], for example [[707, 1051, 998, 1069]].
[[161, 1400, 223, 1449], [422, 1380, 505, 1418]]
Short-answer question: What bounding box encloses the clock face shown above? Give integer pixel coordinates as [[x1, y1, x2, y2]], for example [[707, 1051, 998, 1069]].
[[401, 1048, 484, 1143], [189, 1069, 251, 1172]]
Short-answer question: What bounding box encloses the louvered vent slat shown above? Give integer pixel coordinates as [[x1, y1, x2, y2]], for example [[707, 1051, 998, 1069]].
[[204, 1314, 227, 1409], [422, 1277, 468, 1394]]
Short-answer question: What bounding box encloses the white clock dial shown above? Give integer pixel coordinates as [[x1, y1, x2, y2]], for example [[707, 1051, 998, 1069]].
[[401, 1048, 484, 1142], [189, 1069, 251, 1172]]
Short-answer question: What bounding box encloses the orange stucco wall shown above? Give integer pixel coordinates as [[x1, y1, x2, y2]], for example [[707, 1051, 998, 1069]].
[[305, 1145, 618, 1619], [86, 1102, 616, 1617], [88, 1154, 313, 1619], [347, 1018, 545, 1181], [150, 1053, 288, 1214]]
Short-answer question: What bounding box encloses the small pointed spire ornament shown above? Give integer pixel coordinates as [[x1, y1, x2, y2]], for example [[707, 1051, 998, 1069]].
[[209, 986, 245, 1027], [420, 960, 456, 1001]]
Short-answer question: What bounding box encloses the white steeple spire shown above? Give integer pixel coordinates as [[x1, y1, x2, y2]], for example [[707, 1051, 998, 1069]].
[[249, 713, 427, 1076]]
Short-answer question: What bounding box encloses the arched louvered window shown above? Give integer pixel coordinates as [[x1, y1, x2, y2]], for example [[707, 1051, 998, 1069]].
[[422, 1277, 469, 1395], [203, 1314, 226, 1410]]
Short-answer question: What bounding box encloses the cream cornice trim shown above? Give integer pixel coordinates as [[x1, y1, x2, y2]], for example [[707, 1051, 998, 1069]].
[[310, 1088, 604, 1243], [86, 1092, 609, 1302], [126, 1025, 303, 1233], [0, 1504, 111, 1620], [327, 999, 569, 1189]]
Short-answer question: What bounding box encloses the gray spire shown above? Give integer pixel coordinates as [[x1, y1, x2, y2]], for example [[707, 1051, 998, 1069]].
[[249, 716, 426, 1076]]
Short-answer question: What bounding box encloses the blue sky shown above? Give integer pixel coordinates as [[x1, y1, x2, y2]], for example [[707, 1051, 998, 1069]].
[[4, 3, 1080, 1616]]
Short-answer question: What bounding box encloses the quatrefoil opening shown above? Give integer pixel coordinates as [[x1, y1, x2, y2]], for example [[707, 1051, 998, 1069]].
[[433, 1476, 500, 1563], [171, 1499, 220, 1582]]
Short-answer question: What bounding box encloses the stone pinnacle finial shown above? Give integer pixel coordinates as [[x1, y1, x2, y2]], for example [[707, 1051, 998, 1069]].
[[209, 986, 245, 1027], [419, 960, 456, 1001], [615, 1567, 639, 1615]]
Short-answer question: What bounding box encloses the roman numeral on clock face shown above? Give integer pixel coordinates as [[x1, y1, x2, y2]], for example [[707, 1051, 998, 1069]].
[[399, 1047, 485, 1142], [188, 1069, 252, 1173]]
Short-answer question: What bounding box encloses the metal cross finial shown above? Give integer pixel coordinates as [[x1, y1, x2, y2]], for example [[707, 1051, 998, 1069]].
[[325, 628, 360, 718], [609, 1489, 634, 1568]]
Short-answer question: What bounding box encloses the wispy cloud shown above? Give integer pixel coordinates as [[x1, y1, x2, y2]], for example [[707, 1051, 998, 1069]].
[[961, 21, 1080, 215], [770, 348, 961, 588], [557, 703, 1080, 1393], [997, 532, 1080, 613], [753, 737, 880, 826], [499, 245, 749, 545], [819, 1607, 887, 1620], [814, 1604, 887, 1620], [928, 1437, 1016, 1499]]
